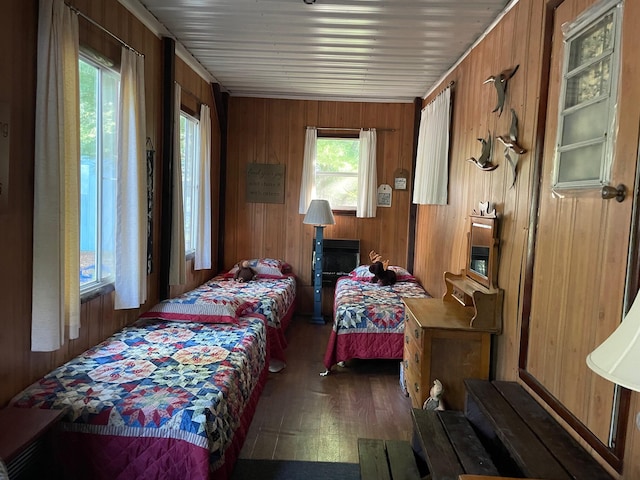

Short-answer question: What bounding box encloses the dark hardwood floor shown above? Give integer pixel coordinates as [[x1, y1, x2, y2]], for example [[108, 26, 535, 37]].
[[239, 315, 414, 463]]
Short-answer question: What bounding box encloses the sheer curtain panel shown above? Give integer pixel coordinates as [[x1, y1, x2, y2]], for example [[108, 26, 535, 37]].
[[32, 0, 80, 351], [357, 128, 377, 218], [298, 127, 317, 214], [114, 47, 148, 309], [195, 103, 212, 270], [413, 87, 451, 205], [169, 85, 186, 285]]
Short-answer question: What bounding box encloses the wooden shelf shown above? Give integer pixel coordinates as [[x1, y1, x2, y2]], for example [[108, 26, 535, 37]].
[[443, 271, 503, 333]]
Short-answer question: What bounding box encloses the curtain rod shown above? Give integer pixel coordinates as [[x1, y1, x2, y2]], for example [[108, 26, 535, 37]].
[[422, 80, 456, 110], [307, 126, 396, 132], [424, 80, 455, 109], [67, 4, 144, 57]]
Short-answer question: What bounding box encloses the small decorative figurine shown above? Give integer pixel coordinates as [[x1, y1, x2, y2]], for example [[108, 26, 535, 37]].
[[368, 250, 397, 286], [423, 379, 445, 411]]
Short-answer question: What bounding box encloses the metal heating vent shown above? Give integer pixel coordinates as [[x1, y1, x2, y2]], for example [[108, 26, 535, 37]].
[[6, 438, 44, 480]]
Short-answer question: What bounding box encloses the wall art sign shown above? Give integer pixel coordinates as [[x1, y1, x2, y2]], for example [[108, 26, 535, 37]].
[[246, 163, 285, 204], [377, 184, 392, 207]]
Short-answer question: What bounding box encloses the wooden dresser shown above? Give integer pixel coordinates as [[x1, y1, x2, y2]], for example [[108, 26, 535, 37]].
[[402, 296, 494, 411]]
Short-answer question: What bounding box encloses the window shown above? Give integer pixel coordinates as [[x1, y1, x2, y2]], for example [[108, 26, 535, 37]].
[[180, 112, 200, 254], [553, 2, 622, 189], [79, 56, 119, 290], [316, 137, 360, 210]]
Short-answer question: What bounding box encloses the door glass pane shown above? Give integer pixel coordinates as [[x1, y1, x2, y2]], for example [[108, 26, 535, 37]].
[[557, 143, 603, 184], [568, 13, 613, 70], [564, 58, 610, 108], [561, 100, 607, 145]]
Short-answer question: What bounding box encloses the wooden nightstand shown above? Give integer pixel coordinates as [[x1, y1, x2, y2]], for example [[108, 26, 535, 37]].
[[0, 407, 66, 479], [402, 297, 493, 410]]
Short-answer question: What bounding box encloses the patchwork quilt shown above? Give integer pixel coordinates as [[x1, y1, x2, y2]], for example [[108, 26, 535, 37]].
[[323, 276, 430, 371], [205, 275, 297, 330], [10, 315, 267, 479]]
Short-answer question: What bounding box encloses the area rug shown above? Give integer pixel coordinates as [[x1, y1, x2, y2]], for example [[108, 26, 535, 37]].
[[230, 459, 360, 480]]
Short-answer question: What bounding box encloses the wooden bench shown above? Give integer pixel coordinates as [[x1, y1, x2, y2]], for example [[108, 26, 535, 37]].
[[411, 409, 499, 480], [358, 438, 421, 480], [411, 380, 614, 480], [464, 379, 614, 480]]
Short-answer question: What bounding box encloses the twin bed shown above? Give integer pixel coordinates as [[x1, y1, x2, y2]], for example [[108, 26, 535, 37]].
[[322, 265, 431, 375], [10, 258, 295, 480], [10, 258, 428, 478]]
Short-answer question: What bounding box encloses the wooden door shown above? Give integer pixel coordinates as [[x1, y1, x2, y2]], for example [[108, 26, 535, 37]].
[[523, 0, 640, 467]]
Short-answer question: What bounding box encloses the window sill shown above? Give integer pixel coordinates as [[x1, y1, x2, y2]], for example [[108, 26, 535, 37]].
[[80, 282, 115, 304], [332, 209, 356, 217]]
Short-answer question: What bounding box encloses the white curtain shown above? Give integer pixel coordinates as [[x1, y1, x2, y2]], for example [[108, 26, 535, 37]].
[[413, 87, 451, 205], [32, 0, 80, 351], [298, 126, 317, 214], [115, 47, 147, 309], [195, 103, 211, 270], [357, 128, 377, 218], [169, 85, 186, 285]]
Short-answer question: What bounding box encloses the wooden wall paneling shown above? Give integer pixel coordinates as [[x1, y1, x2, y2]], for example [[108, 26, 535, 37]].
[[0, 0, 37, 404], [494, 0, 543, 382], [226, 97, 414, 313]]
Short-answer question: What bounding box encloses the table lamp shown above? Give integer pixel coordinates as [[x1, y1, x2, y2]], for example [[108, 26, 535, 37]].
[[303, 199, 335, 324], [586, 290, 640, 392]]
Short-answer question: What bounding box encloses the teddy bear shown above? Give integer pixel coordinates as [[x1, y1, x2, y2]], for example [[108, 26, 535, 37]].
[[423, 379, 445, 411], [233, 260, 257, 282], [368, 250, 397, 286]]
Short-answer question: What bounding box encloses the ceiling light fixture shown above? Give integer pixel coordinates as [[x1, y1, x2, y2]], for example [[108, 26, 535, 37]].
[[303, 0, 316, 4]]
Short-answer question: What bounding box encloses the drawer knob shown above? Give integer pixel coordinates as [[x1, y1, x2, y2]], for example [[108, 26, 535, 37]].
[[414, 328, 420, 339], [414, 352, 419, 364], [405, 335, 409, 344], [414, 383, 419, 392]]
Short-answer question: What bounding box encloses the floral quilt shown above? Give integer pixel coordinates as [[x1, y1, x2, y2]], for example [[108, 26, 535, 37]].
[[332, 277, 430, 333], [202, 275, 296, 329], [10, 315, 267, 474], [323, 276, 430, 371]]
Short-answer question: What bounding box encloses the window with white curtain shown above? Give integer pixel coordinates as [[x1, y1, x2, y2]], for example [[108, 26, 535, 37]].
[[316, 136, 360, 210], [553, 1, 622, 189], [79, 55, 119, 292], [179, 112, 200, 254]]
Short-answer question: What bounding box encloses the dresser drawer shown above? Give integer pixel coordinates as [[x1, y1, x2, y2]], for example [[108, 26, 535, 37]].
[[404, 311, 423, 353], [403, 341, 426, 408]]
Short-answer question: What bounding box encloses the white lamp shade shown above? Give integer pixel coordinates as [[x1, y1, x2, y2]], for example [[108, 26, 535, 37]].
[[303, 199, 335, 226], [586, 291, 640, 392]]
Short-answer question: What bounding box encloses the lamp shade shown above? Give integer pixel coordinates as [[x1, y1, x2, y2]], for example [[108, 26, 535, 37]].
[[586, 291, 640, 392], [303, 199, 335, 226]]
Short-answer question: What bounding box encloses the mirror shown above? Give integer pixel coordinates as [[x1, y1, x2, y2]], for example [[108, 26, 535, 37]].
[[466, 203, 498, 289]]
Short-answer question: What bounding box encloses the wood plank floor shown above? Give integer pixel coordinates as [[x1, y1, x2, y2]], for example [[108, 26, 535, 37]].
[[239, 315, 414, 463]]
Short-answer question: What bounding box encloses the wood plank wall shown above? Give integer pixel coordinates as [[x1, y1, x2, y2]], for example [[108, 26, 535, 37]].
[[225, 98, 416, 311], [412, 0, 640, 476], [0, 0, 219, 406]]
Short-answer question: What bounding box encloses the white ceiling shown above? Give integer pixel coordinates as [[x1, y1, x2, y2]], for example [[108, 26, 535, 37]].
[[127, 0, 514, 102]]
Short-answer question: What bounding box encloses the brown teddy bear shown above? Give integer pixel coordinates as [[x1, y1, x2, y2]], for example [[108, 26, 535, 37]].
[[234, 260, 257, 282], [368, 250, 397, 286]]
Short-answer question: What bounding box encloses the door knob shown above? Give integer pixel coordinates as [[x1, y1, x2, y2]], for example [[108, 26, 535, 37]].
[[601, 184, 626, 202]]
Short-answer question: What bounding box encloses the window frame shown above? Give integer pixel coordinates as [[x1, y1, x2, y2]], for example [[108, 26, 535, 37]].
[[315, 132, 360, 215], [551, 0, 623, 190], [179, 110, 201, 256], [78, 53, 120, 295]]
